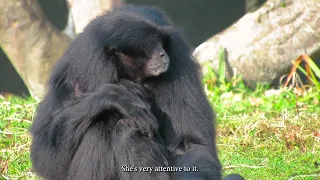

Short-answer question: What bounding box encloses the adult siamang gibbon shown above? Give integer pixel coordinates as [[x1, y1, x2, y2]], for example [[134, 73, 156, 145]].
[[30, 4, 244, 180]]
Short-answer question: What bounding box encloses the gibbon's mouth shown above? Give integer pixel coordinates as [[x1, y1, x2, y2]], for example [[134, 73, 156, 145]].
[[150, 61, 169, 71], [151, 61, 169, 75], [136, 62, 169, 83]]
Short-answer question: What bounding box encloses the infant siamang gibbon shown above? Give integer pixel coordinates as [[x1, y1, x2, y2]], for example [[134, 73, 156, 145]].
[[30, 4, 244, 180]]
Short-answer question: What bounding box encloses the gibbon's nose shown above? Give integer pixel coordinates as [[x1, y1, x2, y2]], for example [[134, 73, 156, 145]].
[[160, 51, 169, 62]]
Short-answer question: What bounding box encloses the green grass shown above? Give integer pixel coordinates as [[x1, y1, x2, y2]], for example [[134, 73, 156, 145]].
[[0, 97, 38, 180], [219, 112, 320, 180], [201, 53, 320, 179], [0, 72, 319, 179], [206, 84, 320, 179]]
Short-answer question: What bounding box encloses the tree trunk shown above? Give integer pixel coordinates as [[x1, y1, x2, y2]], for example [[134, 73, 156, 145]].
[[0, 0, 71, 98], [68, 0, 123, 33], [0, 0, 123, 98], [194, 0, 320, 87]]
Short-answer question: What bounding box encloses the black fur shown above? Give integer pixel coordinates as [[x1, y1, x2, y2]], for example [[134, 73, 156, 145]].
[[223, 174, 245, 180], [30, 4, 244, 180], [31, 79, 170, 180]]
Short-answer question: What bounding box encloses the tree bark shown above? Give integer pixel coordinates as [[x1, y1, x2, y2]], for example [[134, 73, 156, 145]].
[[0, 0, 123, 98], [194, 0, 320, 87], [0, 0, 71, 98], [68, 0, 123, 33]]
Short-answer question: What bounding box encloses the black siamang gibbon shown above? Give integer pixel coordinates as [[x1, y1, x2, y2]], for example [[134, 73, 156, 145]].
[[30, 4, 244, 180]]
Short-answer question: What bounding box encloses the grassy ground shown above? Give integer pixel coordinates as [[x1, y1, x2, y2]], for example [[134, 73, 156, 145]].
[[211, 89, 320, 180], [0, 80, 319, 179]]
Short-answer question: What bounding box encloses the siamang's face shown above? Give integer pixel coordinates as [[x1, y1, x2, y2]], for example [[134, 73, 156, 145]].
[[115, 36, 170, 82], [143, 41, 169, 77]]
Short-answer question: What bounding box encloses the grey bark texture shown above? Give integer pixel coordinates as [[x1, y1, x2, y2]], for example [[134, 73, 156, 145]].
[[0, 0, 121, 98], [194, 0, 320, 87], [0, 0, 71, 98], [67, 0, 123, 33]]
